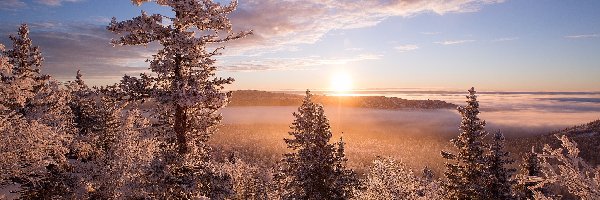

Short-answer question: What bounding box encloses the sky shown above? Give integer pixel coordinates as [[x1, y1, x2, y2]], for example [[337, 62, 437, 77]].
[[1, 0, 600, 91]]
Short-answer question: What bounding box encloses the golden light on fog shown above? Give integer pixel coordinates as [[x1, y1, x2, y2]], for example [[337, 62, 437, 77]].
[[330, 72, 353, 93]]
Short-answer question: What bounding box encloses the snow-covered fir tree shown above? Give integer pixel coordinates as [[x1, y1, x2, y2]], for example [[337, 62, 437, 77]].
[[485, 131, 516, 200], [332, 136, 360, 199], [67, 70, 97, 138], [64, 71, 161, 199], [1, 24, 74, 132], [441, 87, 489, 200], [74, 107, 158, 199], [106, 0, 250, 198], [515, 147, 544, 199], [355, 157, 443, 200], [221, 157, 271, 199], [0, 24, 75, 198], [276, 90, 359, 199], [533, 135, 600, 199]]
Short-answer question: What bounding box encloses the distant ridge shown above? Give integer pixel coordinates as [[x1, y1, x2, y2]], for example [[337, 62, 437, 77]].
[[509, 119, 600, 165], [228, 90, 456, 110]]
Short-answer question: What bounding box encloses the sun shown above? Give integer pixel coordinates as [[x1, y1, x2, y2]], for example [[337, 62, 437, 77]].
[[330, 72, 353, 93]]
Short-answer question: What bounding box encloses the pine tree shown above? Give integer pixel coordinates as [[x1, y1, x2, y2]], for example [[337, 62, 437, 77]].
[[106, 0, 250, 198], [64, 71, 161, 198], [441, 87, 489, 199], [0, 24, 74, 198], [485, 131, 516, 199], [332, 136, 360, 199], [515, 147, 543, 200], [276, 90, 358, 199], [67, 70, 97, 138]]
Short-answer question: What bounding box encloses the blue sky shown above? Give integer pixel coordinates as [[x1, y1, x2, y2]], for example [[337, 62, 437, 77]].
[[1, 0, 599, 91]]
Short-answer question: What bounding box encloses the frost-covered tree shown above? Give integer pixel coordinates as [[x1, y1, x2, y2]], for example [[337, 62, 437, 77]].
[[1, 24, 47, 114], [276, 90, 358, 199], [441, 87, 489, 200], [66, 70, 97, 138], [221, 158, 271, 199], [332, 136, 360, 199], [0, 24, 74, 198], [106, 0, 250, 198], [514, 147, 544, 200], [533, 135, 600, 199], [485, 131, 516, 200], [355, 157, 443, 200], [1, 24, 73, 131], [0, 113, 73, 198], [74, 107, 158, 199], [64, 71, 160, 199]]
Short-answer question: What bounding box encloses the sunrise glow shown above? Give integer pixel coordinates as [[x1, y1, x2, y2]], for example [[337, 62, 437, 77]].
[[330, 72, 353, 93]]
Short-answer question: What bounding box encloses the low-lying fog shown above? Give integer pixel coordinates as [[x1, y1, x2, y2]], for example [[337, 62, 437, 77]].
[[212, 92, 600, 174]]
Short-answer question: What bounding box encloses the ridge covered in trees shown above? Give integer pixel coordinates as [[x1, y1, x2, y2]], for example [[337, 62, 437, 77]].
[[229, 90, 456, 109]]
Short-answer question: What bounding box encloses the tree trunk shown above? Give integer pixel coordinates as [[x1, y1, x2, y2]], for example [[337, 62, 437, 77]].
[[174, 53, 188, 155]]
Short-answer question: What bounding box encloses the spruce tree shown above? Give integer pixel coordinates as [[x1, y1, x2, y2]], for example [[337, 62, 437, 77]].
[[485, 131, 516, 199], [67, 70, 97, 137], [441, 87, 489, 199], [276, 90, 358, 199], [332, 136, 360, 199], [0, 24, 74, 198], [515, 147, 543, 199], [107, 0, 250, 198], [1, 24, 73, 130]]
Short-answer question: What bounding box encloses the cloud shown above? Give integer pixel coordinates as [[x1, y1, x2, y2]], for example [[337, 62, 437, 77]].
[[0, 0, 26, 10], [36, 0, 83, 6], [0, 22, 155, 80], [345, 47, 363, 51], [421, 32, 441, 35], [1, 0, 503, 82], [394, 44, 419, 52], [229, 0, 503, 54], [491, 37, 519, 42], [434, 39, 475, 45], [565, 34, 600, 39], [219, 54, 382, 72], [0, 0, 82, 9]]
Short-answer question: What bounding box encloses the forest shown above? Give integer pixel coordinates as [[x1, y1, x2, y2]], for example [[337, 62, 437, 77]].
[[1, 0, 599, 199]]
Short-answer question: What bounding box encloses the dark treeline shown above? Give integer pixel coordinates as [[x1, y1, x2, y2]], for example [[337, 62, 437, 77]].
[[229, 90, 456, 110]]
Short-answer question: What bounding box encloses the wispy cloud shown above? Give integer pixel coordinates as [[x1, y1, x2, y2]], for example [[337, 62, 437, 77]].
[[394, 44, 419, 52], [0, 0, 504, 79], [435, 40, 475, 45], [345, 47, 363, 51], [219, 54, 382, 72], [0, 22, 154, 79], [0, 0, 83, 10], [36, 0, 83, 6], [565, 34, 599, 39], [229, 0, 504, 55], [421, 32, 441, 35], [491, 37, 519, 42], [0, 0, 26, 10]]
